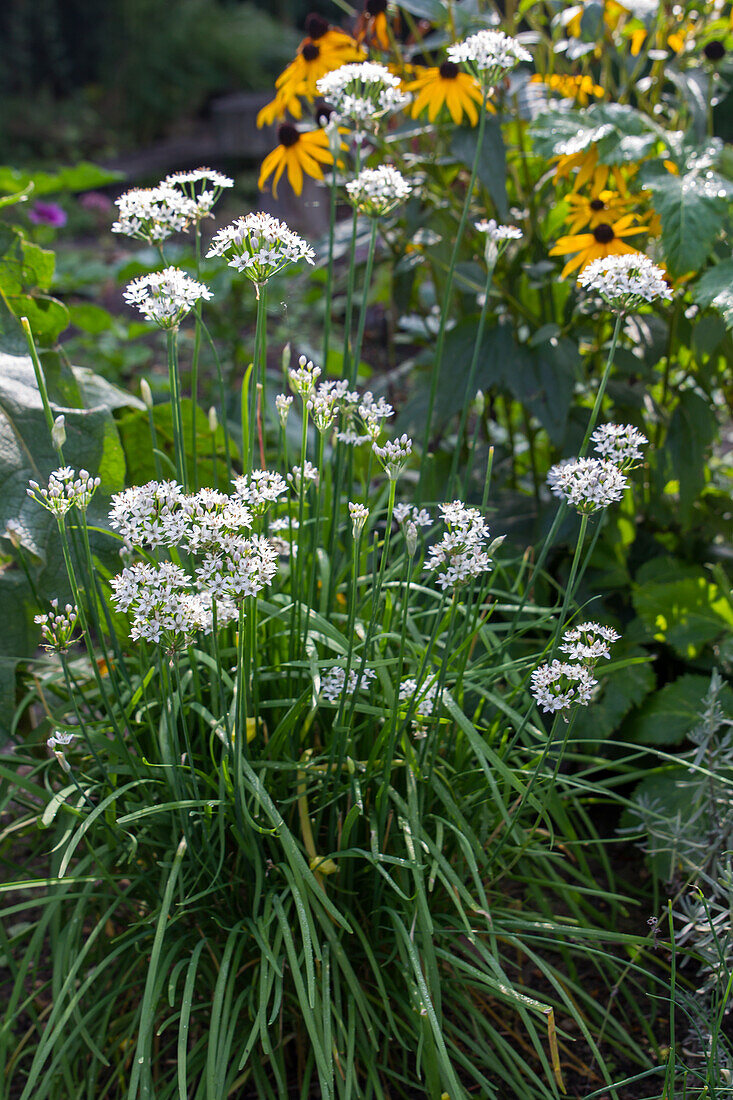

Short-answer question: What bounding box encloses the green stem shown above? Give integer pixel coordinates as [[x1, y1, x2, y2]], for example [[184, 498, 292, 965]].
[[579, 311, 624, 457], [191, 224, 202, 491], [166, 329, 187, 489], [448, 259, 495, 496], [322, 171, 338, 371], [551, 513, 589, 652], [351, 219, 378, 382], [418, 91, 490, 492]]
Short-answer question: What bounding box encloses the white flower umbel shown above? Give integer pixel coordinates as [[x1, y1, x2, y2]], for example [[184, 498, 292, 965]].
[[289, 355, 322, 399], [531, 660, 598, 715], [393, 503, 432, 529], [320, 665, 376, 703], [28, 468, 101, 517], [475, 219, 523, 242], [109, 481, 187, 549], [288, 462, 320, 491], [399, 677, 438, 717], [111, 184, 198, 243], [447, 30, 531, 87], [591, 423, 648, 471], [372, 434, 412, 480], [180, 489, 253, 553], [560, 621, 621, 664], [316, 62, 410, 140], [165, 167, 234, 220], [546, 458, 628, 514], [346, 166, 412, 217], [110, 561, 202, 648], [349, 502, 369, 537], [425, 501, 494, 589], [206, 213, 315, 289], [124, 267, 211, 329], [577, 254, 672, 311], [359, 392, 394, 439], [35, 599, 79, 653], [307, 389, 340, 432], [196, 533, 279, 603], [47, 730, 76, 772], [232, 470, 288, 516]]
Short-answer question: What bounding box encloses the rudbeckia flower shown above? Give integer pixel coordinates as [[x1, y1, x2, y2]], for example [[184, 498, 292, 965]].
[[531, 72, 604, 106], [406, 62, 485, 126], [356, 0, 393, 51], [563, 189, 633, 234], [549, 215, 646, 278], [258, 124, 337, 197], [257, 14, 364, 126], [552, 145, 630, 195]]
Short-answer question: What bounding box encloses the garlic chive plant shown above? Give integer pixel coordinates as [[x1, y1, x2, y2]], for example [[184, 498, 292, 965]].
[[8, 142, 660, 1100]]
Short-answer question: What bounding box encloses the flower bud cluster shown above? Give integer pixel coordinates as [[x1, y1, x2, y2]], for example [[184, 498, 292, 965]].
[[35, 599, 79, 653], [372, 434, 412, 479], [124, 267, 211, 329], [28, 467, 101, 517], [289, 355, 322, 398], [348, 501, 369, 537], [425, 501, 494, 589], [288, 462, 320, 491]]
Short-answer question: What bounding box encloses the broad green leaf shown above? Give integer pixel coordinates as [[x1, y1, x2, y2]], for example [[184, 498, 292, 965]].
[[645, 170, 733, 276], [632, 560, 733, 659], [0, 162, 123, 197], [691, 257, 733, 328], [20, 240, 55, 292], [451, 120, 508, 219], [626, 674, 733, 746], [666, 390, 718, 520]]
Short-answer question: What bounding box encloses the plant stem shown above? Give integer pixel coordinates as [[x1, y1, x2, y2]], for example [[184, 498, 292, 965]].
[[579, 311, 623, 457], [448, 259, 495, 496], [166, 329, 187, 489]]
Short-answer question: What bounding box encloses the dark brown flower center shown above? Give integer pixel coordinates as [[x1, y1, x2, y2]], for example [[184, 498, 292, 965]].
[[278, 124, 300, 148], [704, 40, 725, 61], [305, 13, 329, 40], [589, 198, 605, 211], [439, 61, 459, 79], [593, 223, 615, 243], [366, 0, 388, 14], [302, 42, 320, 61]]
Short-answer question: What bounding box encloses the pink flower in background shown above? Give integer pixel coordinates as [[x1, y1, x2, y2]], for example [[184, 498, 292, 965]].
[[28, 201, 67, 227], [79, 191, 113, 213]]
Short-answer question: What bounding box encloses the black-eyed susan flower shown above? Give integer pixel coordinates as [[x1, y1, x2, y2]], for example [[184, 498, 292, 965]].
[[552, 144, 631, 195], [531, 72, 604, 106], [549, 214, 646, 278], [563, 189, 633, 235], [356, 0, 393, 51], [257, 14, 364, 127], [258, 124, 336, 198], [406, 62, 484, 126]]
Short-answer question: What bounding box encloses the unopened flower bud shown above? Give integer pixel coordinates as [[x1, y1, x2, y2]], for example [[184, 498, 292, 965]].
[[473, 389, 485, 416], [140, 379, 154, 409], [208, 406, 218, 434], [349, 501, 369, 538], [405, 520, 418, 558], [282, 342, 291, 376], [51, 415, 66, 450]]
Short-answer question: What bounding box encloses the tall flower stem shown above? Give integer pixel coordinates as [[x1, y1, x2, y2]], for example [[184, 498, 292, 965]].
[[448, 258, 495, 496], [198, 314, 232, 483], [322, 170, 339, 372], [350, 218, 378, 386], [551, 513, 589, 652], [306, 432, 326, 616], [166, 329, 187, 490], [248, 285, 268, 473], [579, 311, 624, 457], [418, 91, 490, 492], [21, 319, 57, 445], [290, 406, 310, 659], [190, 223, 203, 491]]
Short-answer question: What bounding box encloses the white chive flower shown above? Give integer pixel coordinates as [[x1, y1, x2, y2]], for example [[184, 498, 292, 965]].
[[232, 470, 288, 516], [577, 254, 672, 310], [109, 481, 186, 549], [276, 393, 293, 427], [475, 219, 522, 242], [180, 489, 253, 553], [530, 660, 598, 714], [28, 468, 101, 517], [345, 166, 412, 217], [316, 62, 410, 140], [591, 423, 648, 470], [196, 533, 279, 603], [47, 730, 76, 772], [288, 462, 320, 491], [447, 30, 531, 85], [349, 502, 369, 537], [393, 503, 432, 529], [289, 355, 322, 399], [320, 665, 377, 702], [399, 677, 439, 717], [124, 267, 211, 329], [337, 429, 371, 446], [560, 621, 621, 664], [546, 458, 628, 514], [206, 212, 315, 288], [425, 501, 493, 589], [164, 167, 234, 220], [307, 389, 340, 432], [111, 184, 198, 243], [35, 599, 79, 653], [359, 392, 394, 438]]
